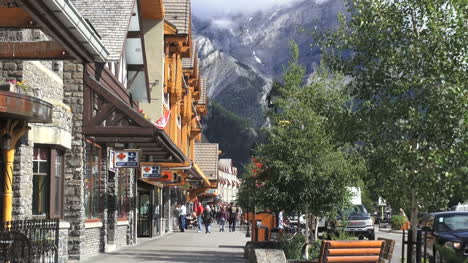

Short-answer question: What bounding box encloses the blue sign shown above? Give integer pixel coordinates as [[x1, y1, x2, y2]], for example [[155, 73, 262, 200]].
[[141, 165, 162, 178], [114, 150, 140, 168]]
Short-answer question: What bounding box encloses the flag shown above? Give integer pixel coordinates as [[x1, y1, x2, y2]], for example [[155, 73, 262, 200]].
[[155, 110, 171, 129]]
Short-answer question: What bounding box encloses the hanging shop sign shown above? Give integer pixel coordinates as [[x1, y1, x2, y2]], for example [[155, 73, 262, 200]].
[[114, 150, 140, 168], [109, 150, 117, 172], [141, 164, 162, 179]]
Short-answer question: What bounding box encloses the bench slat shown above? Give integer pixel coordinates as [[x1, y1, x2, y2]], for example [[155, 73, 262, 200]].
[[325, 255, 380, 262], [328, 248, 381, 256], [327, 240, 384, 248]]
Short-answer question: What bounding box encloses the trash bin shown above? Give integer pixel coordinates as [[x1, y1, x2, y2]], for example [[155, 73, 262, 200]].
[[256, 225, 270, 241]]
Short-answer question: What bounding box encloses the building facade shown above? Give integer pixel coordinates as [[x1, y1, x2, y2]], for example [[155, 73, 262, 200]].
[[217, 159, 240, 204]]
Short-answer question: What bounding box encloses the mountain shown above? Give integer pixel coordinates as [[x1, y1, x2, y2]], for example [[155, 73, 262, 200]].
[[195, 0, 346, 173]]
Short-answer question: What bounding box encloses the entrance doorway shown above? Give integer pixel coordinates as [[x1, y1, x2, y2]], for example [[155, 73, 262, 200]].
[[137, 191, 152, 237]]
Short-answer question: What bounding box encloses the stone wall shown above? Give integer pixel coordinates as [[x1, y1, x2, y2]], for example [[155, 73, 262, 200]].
[[115, 225, 129, 249], [58, 223, 70, 263], [62, 61, 86, 260], [12, 142, 33, 220], [82, 227, 101, 256]]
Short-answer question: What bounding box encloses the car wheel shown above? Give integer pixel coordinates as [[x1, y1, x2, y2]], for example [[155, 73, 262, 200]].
[[368, 232, 375, 240]]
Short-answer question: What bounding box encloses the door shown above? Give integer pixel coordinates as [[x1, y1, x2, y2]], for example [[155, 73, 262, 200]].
[[137, 191, 152, 237]]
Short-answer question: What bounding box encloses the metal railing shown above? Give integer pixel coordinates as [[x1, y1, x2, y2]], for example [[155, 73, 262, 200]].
[[402, 229, 428, 263], [0, 219, 59, 263]]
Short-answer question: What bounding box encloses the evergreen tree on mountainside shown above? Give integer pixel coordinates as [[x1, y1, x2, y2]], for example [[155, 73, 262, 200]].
[[204, 102, 262, 175]]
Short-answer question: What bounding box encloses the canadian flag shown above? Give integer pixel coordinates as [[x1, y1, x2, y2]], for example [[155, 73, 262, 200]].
[[155, 110, 171, 129]]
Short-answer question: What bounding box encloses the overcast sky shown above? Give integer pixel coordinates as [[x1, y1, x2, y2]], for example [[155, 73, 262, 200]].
[[192, 0, 301, 17]]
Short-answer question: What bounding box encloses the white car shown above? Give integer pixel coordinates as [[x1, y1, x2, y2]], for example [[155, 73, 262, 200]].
[[450, 203, 468, 211]]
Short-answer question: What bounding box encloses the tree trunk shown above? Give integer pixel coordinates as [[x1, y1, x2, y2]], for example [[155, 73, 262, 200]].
[[305, 212, 311, 242], [410, 192, 419, 263]]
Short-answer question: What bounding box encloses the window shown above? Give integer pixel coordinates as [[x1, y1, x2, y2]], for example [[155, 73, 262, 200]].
[[84, 141, 103, 219], [32, 147, 64, 218], [117, 168, 130, 219]]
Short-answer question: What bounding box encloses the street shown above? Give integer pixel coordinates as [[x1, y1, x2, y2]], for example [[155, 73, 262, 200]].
[[376, 226, 404, 263]]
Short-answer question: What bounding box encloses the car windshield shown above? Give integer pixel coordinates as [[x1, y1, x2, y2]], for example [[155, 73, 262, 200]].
[[339, 205, 369, 218], [436, 214, 468, 232]]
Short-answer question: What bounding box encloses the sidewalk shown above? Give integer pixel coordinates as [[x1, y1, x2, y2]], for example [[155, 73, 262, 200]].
[[81, 225, 250, 263]]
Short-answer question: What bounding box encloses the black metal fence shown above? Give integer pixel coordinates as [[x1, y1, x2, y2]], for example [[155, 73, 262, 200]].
[[402, 229, 429, 263], [0, 219, 59, 263]]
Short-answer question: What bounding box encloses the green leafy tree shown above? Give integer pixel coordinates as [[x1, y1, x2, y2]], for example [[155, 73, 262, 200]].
[[318, 0, 468, 240], [253, 42, 364, 240]]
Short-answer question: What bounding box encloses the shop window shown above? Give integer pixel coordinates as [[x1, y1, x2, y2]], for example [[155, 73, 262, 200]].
[[84, 141, 103, 220], [117, 168, 130, 219], [32, 147, 64, 218]]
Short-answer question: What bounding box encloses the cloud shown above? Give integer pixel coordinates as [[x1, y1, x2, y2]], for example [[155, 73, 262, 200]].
[[192, 0, 302, 17]]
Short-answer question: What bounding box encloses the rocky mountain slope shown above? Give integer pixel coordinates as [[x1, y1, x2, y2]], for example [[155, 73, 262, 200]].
[[196, 0, 346, 171]]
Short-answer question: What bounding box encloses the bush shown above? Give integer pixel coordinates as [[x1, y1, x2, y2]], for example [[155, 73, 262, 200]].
[[278, 234, 306, 259], [390, 215, 407, 230]]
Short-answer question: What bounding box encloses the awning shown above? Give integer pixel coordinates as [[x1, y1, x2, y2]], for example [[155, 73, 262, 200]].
[[187, 163, 210, 187], [0, 90, 53, 123], [82, 67, 187, 164], [9, 0, 110, 62]]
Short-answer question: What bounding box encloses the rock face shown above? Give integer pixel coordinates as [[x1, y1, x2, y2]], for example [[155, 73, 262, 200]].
[[195, 0, 346, 169]]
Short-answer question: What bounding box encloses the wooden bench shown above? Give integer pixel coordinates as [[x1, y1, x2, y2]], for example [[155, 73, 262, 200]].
[[316, 240, 386, 263]]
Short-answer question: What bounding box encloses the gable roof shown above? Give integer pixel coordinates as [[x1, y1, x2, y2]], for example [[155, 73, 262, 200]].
[[164, 0, 191, 35], [194, 143, 218, 180], [69, 0, 135, 61]]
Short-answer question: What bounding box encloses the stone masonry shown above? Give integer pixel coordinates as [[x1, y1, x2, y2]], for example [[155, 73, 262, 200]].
[[62, 60, 86, 260]]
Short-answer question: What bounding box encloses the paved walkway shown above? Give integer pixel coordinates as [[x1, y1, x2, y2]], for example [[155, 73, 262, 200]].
[[81, 226, 250, 263]]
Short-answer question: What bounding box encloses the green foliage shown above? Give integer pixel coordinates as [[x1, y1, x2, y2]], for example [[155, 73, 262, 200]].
[[438, 246, 468, 263], [307, 240, 322, 259], [317, 0, 468, 216], [390, 215, 407, 230], [278, 233, 307, 259], [205, 102, 262, 175], [254, 43, 365, 220]]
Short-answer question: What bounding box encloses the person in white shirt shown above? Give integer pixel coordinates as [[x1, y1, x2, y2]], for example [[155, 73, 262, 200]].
[[178, 203, 187, 232]]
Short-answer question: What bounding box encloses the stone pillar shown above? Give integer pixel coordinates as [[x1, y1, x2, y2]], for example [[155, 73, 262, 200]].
[[163, 187, 171, 233], [106, 169, 118, 251], [62, 61, 85, 260]]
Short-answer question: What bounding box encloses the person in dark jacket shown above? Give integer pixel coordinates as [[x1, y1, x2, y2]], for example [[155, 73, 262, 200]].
[[218, 206, 228, 232], [202, 205, 213, 233]]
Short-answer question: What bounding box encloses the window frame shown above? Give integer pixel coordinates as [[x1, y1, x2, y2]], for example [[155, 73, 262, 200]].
[[32, 146, 64, 219], [117, 168, 130, 220], [84, 139, 103, 221]]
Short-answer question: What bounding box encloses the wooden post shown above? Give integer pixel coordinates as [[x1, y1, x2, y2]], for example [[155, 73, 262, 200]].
[[1, 120, 29, 222]]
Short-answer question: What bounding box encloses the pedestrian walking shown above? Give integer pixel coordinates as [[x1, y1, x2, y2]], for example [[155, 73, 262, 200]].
[[227, 203, 232, 231], [178, 202, 187, 232], [202, 205, 213, 233], [228, 203, 239, 232], [194, 199, 204, 233], [219, 206, 227, 232], [173, 203, 180, 231]]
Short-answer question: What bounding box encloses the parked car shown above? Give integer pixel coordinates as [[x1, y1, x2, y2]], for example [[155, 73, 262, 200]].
[[419, 211, 468, 262], [328, 204, 375, 240], [450, 203, 468, 212]]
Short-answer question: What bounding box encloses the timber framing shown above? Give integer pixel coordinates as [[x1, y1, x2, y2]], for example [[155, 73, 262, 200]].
[[83, 66, 187, 164], [0, 41, 73, 60], [0, 7, 37, 28], [11, 0, 110, 62]]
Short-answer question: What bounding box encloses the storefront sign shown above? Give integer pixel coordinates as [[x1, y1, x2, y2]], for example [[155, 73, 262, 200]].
[[141, 165, 162, 179], [114, 150, 140, 168], [109, 151, 117, 172]]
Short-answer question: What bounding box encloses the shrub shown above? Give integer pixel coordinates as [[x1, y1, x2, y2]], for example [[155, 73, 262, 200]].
[[278, 233, 306, 259], [390, 215, 407, 230]]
